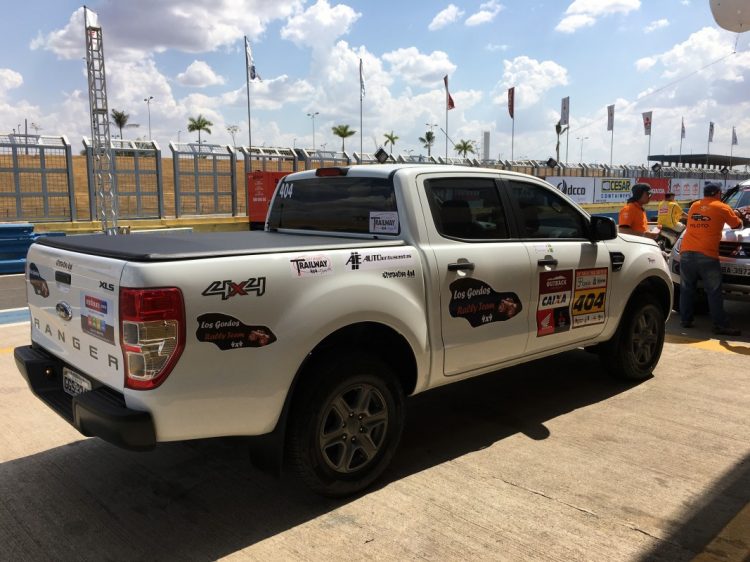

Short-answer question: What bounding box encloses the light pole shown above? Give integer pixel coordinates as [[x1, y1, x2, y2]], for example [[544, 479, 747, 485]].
[[143, 96, 154, 139], [293, 137, 296, 148], [177, 130, 181, 143], [576, 136, 589, 162], [307, 111, 319, 151]]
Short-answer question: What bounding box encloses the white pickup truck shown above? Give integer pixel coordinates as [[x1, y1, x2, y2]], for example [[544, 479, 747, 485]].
[[15, 164, 672, 496]]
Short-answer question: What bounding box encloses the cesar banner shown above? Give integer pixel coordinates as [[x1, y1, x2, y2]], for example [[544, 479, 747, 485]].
[[669, 178, 700, 201], [636, 177, 669, 201], [544, 176, 595, 204], [593, 178, 633, 203]]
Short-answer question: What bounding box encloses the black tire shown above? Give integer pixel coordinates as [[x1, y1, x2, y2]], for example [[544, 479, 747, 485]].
[[600, 295, 665, 380], [286, 351, 405, 497]]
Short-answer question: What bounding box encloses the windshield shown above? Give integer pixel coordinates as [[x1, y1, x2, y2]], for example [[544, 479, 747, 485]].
[[724, 188, 750, 209], [266, 175, 399, 235]]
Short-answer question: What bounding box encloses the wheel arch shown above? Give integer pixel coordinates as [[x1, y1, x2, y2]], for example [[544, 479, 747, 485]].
[[627, 275, 672, 318]]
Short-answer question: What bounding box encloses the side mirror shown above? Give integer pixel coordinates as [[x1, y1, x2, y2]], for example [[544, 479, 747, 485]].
[[590, 215, 618, 241]]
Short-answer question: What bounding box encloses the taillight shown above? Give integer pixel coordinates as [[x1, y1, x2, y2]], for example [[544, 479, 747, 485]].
[[119, 287, 185, 390]]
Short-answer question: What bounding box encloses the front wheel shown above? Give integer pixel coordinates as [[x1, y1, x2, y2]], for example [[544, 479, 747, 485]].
[[600, 295, 665, 380], [286, 352, 405, 497]]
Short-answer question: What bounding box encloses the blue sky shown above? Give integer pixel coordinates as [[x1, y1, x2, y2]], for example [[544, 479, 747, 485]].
[[2, 0, 749, 165]]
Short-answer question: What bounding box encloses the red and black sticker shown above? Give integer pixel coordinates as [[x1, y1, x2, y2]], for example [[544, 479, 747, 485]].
[[572, 268, 608, 328], [449, 278, 522, 327], [196, 313, 276, 350], [29, 263, 49, 298], [537, 270, 573, 336]]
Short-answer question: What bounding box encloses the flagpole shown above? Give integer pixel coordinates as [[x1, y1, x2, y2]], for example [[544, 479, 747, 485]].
[[359, 58, 363, 158], [647, 135, 651, 166], [565, 128, 569, 165], [678, 133, 683, 168], [445, 103, 449, 160], [245, 36, 252, 150], [610, 128, 614, 167], [730, 127, 734, 169], [511, 117, 515, 161]]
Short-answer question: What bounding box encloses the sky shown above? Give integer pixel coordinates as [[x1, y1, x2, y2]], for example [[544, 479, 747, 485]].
[[2, 0, 750, 166]]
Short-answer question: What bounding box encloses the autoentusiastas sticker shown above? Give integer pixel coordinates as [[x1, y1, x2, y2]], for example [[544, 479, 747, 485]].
[[196, 313, 277, 350], [448, 278, 522, 327], [536, 270, 573, 337], [571, 268, 608, 328]]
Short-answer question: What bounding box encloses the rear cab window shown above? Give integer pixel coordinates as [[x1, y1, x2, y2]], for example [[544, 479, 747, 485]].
[[267, 176, 399, 235]]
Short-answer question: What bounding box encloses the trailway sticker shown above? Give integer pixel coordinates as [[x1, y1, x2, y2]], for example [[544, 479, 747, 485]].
[[572, 268, 608, 328]]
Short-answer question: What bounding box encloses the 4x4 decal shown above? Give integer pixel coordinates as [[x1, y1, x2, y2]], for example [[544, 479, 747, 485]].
[[202, 277, 266, 300]]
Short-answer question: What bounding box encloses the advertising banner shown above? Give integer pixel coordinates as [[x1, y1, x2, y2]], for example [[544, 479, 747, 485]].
[[636, 177, 669, 201], [544, 176, 596, 204], [247, 171, 288, 223], [669, 178, 701, 201], [593, 177, 633, 204]]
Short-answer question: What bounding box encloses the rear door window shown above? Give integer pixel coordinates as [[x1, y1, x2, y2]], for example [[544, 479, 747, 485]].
[[506, 180, 588, 239]]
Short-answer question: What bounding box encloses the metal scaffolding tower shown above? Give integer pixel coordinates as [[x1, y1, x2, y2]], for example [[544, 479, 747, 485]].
[[84, 6, 119, 233]]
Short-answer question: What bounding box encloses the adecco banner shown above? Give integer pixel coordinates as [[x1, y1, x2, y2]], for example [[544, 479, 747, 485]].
[[593, 177, 633, 204], [636, 177, 669, 201], [669, 178, 701, 200], [544, 176, 596, 204]]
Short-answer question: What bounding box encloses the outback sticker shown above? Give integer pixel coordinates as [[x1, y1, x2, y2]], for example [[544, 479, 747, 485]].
[[196, 313, 277, 350], [572, 268, 608, 328], [80, 293, 115, 344], [29, 263, 49, 298], [290, 254, 333, 277], [369, 211, 399, 234], [345, 249, 415, 271], [448, 278, 522, 327], [536, 270, 572, 337], [202, 277, 266, 300]]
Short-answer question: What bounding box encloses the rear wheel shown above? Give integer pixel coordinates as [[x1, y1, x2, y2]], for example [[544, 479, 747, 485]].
[[600, 295, 665, 380], [287, 351, 405, 497]]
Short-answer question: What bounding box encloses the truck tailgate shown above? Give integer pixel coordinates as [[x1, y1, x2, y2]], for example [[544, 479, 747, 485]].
[[27, 242, 126, 391]]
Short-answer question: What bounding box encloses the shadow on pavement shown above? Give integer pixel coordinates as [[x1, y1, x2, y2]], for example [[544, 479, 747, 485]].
[[0, 349, 643, 560]]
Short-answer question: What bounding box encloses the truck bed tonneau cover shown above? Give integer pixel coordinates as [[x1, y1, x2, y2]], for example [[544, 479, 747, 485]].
[[33, 231, 405, 262]]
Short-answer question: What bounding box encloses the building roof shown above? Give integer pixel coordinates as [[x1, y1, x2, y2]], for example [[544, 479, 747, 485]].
[[648, 153, 750, 168]]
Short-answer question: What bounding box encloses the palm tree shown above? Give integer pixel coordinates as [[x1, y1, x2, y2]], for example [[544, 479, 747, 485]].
[[331, 124, 356, 152], [110, 109, 129, 139], [555, 120, 568, 164], [454, 139, 476, 158], [418, 130, 436, 157], [187, 114, 214, 147], [383, 131, 399, 155]]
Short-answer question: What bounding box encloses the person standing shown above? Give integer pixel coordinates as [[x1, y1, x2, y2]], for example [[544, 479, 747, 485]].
[[657, 192, 686, 233], [679, 182, 744, 336], [618, 183, 660, 239]]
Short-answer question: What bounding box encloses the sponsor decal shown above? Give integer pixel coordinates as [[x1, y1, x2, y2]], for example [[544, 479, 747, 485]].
[[55, 259, 73, 271], [369, 211, 400, 234], [448, 278, 522, 327], [28, 263, 49, 298], [290, 254, 333, 277], [382, 270, 416, 279], [202, 277, 266, 300], [537, 270, 573, 336], [80, 293, 114, 344], [196, 313, 277, 350], [533, 243, 555, 254], [32, 317, 120, 370], [572, 268, 608, 328], [345, 249, 416, 271]]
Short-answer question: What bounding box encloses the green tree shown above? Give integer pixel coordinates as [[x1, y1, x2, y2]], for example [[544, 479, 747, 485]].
[[110, 109, 129, 139], [418, 130, 436, 157], [331, 124, 356, 152], [188, 114, 214, 147], [383, 131, 399, 155], [555, 120, 568, 164], [454, 139, 476, 158]]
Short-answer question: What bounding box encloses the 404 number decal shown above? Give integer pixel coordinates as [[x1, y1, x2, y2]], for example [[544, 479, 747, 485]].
[[572, 289, 605, 313], [572, 268, 608, 328]]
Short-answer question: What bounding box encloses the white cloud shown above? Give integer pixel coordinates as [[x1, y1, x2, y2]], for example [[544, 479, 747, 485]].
[[556, 0, 640, 33], [0, 69, 23, 98], [497, 56, 569, 107], [382, 48, 456, 88], [486, 43, 509, 52], [635, 57, 657, 71], [31, 1, 303, 60], [644, 18, 669, 33], [428, 4, 464, 31], [465, 0, 504, 26], [177, 61, 226, 87], [280, 0, 360, 49]]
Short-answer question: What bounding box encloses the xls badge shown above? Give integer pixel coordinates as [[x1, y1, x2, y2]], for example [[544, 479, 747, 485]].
[[202, 277, 266, 300]]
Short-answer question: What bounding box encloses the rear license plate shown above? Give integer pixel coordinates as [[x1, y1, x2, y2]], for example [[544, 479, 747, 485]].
[[63, 368, 92, 397]]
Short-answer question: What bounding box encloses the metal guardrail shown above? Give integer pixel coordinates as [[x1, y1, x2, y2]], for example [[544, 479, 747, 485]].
[[170, 142, 237, 218]]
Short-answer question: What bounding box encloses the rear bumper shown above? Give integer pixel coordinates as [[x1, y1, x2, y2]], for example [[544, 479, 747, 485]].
[[14, 345, 156, 451]]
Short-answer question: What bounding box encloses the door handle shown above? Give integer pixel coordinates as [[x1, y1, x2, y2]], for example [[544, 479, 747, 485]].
[[447, 262, 475, 272], [537, 258, 558, 267]]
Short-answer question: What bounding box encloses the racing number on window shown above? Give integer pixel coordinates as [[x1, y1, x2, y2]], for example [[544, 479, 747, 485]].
[[278, 182, 294, 199], [572, 289, 605, 313]]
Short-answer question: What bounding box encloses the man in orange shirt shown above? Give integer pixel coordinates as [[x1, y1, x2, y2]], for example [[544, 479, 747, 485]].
[[618, 183, 660, 239], [679, 182, 744, 336]]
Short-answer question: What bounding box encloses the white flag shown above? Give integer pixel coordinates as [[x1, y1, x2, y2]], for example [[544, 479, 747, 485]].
[[681, 117, 685, 140], [607, 104, 615, 132], [560, 96, 570, 126], [732, 126, 738, 146], [708, 121, 715, 143], [245, 36, 260, 81], [642, 111, 652, 136], [359, 58, 365, 98]]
